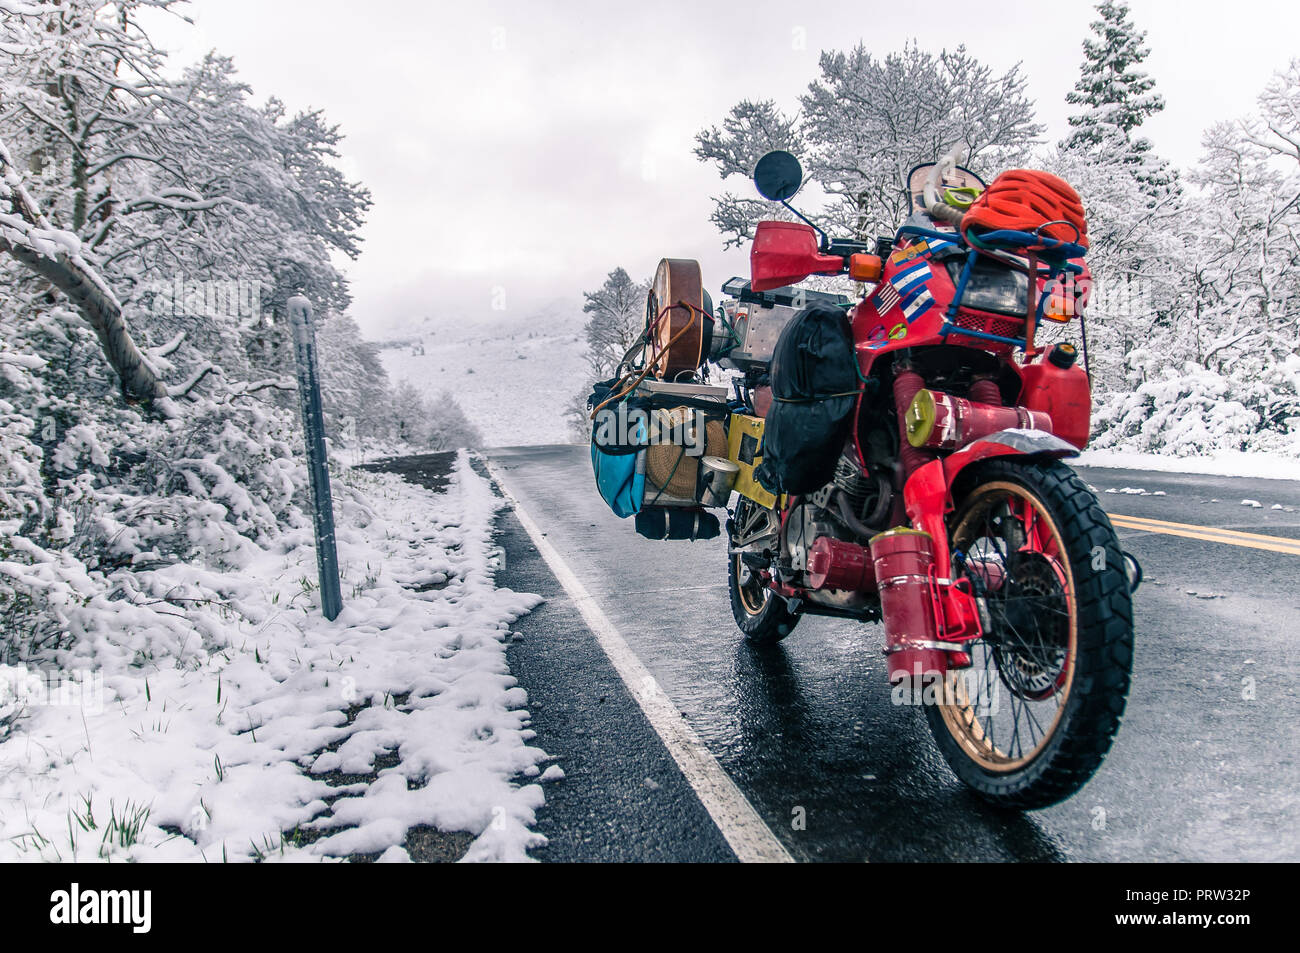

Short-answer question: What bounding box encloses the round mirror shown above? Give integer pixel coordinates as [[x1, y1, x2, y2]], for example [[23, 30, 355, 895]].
[[753, 150, 803, 202]]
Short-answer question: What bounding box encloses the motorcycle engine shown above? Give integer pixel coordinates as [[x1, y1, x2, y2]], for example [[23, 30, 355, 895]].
[[832, 455, 877, 516], [781, 501, 874, 611], [782, 502, 837, 574]]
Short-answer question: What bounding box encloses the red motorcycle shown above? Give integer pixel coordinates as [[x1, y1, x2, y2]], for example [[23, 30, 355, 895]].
[[592, 148, 1136, 808]]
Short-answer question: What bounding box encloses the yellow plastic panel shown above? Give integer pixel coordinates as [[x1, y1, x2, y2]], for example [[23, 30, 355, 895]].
[[726, 414, 778, 509]]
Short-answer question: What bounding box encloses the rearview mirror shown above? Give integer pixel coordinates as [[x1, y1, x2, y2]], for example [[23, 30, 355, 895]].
[[753, 151, 803, 202]]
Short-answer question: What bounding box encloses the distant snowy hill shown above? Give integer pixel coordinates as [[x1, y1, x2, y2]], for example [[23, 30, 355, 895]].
[[375, 302, 587, 447]]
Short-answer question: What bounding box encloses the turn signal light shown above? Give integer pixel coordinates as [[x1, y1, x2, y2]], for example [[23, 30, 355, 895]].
[[849, 253, 883, 283]]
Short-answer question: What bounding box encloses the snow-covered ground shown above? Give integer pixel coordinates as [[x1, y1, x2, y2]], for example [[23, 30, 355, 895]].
[[0, 452, 554, 862], [1076, 448, 1299, 481], [376, 305, 587, 449]]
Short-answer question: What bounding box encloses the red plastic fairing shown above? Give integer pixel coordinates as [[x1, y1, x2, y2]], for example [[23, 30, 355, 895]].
[[903, 459, 950, 573], [750, 221, 845, 292], [892, 461, 981, 667]]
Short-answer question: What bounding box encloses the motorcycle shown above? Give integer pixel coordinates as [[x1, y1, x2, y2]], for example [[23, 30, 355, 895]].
[[590, 147, 1136, 809]]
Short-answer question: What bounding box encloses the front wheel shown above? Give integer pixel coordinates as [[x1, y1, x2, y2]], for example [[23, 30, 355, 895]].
[[925, 459, 1134, 809]]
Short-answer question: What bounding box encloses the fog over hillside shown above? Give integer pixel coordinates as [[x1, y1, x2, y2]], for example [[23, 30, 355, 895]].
[[374, 301, 588, 447]]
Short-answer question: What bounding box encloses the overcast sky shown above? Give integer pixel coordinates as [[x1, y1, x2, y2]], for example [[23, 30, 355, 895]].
[[143, 0, 1300, 338]]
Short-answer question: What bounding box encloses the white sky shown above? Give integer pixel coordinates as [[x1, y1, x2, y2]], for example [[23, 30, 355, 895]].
[[142, 0, 1300, 338]]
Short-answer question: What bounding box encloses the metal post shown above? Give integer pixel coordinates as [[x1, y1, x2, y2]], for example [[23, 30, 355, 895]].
[[287, 295, 342, 621]]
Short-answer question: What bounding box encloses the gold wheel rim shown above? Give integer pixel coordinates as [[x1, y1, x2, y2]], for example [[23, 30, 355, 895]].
[[734, 554, 768, 616], [938, 480, 1077, 773]]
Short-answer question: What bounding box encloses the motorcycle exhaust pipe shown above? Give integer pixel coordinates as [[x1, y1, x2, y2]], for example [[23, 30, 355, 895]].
[[869, 527, 948, 686], [905, 388, 1052, 450]]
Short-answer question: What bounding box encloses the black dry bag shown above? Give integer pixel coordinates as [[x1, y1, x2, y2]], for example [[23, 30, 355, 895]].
[[754, 304, 859, 496]]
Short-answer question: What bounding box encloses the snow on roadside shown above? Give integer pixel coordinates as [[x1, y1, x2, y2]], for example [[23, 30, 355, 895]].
[[0, 451, 550, 862], [1076, 448, 1299, 481]]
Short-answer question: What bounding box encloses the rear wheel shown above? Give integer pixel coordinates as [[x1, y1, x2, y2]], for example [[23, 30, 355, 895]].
[[924, 459, 1134, 809], [728, 500, 798, 644]]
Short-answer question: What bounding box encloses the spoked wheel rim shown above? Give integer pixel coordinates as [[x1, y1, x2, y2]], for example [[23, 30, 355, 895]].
[[733, 554, 769, 616], [939, 480, 1077, 773]]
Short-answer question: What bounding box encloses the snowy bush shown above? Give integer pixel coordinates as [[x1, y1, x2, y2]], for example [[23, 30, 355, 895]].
[[1093, 364, 1261, 455]]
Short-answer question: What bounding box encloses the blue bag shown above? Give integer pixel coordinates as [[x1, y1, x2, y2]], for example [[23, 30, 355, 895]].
[[588, 377, 647, 518], [590, 431, 646, 519], [586, 377, 725, 540]]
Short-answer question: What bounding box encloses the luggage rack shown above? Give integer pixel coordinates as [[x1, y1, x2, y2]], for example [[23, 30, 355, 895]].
[[716, 278, 852, 372]]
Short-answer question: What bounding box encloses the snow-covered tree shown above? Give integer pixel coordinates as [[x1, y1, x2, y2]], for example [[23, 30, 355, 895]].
[[0, 0, 371, 404], [1063, 1, 1173, 196], [696, 44, 1043, 247], [316, 313, 394, 443], [388, 379, 482, 452], [581, 267, 648, 381], [0, 1, 425, 663], [1089, 63, 1300, 456], [1048, 1, 1184, 400], [565, 267, 649, 439], [1065, 1, 1164, 147], [1046, 123, 1184, 391]]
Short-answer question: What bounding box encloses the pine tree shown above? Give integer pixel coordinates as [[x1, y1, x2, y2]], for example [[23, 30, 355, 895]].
[[581, 268, 649, 381], [1065, 1, 1165, 148], [1063, 2, 1175, 201]]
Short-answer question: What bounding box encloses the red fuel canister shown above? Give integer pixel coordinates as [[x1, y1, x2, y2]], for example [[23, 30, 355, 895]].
[[869, 527, 947, 685], [1018, 344, 1092, 450]]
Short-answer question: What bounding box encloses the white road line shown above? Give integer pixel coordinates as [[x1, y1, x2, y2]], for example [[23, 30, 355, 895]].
[[483, 459, 794, 864]]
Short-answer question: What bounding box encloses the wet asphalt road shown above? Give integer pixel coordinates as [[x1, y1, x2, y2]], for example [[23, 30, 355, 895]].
[[481, 445, 1300, 862]]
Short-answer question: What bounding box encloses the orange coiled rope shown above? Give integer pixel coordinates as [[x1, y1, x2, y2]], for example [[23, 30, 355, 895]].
[[588, 299, 709, 419]]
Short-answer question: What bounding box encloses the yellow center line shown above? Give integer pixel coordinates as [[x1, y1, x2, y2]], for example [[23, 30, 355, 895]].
[[1108, 512, 1291, 541], [1107, 513, 1300, 556]]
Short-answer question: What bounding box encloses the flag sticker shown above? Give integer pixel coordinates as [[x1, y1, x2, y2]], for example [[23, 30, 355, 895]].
[[876, 258, 935, 322], [892, 259, 930, 289], [873, 281, 900, 315], [902, 287, 934, 321]]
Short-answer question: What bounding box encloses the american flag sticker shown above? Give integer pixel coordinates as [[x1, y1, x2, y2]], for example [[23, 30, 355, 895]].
[[873, 281, 900, 315]]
